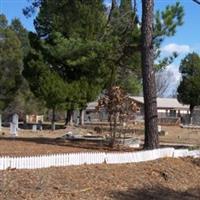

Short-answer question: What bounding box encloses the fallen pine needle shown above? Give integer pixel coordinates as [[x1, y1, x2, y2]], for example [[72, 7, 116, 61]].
[[59, 188, 92, 194]]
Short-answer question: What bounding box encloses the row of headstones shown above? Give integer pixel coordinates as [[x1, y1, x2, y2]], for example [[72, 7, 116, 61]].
[[0, 113, 44, 137], [11, 114, 41, 135]]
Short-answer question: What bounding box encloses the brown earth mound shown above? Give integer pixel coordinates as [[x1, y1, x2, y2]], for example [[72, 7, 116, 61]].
[[0, 157, 200, 200]]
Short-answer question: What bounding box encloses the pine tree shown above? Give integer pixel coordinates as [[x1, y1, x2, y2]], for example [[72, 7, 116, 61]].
[[24, 0, 109, 124], [10, 18, 30, 56], [120, 0, 132, 14], [177, 53, 200, 118], [0, 14, 23, 110], [105, 0, 141, 94], [32, 0, 106, 39], [23, 48, 68, 130]]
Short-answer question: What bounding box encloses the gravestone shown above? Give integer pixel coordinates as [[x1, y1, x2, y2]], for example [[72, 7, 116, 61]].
[[12, 113, 19, 129], [10, 122, 17, 136], [10, 113, 19, 136], [32, 124, 37, 132]]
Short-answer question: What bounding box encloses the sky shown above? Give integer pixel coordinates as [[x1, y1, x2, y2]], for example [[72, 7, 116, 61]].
[[1, 0, 200, 96]]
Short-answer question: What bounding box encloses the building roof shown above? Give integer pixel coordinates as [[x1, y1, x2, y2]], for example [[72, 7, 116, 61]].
[[129, 96, 189, 110], [86, 97, 190, 111]]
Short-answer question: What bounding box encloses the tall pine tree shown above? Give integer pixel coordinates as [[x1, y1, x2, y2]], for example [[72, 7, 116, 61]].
[[0, 14, 23, 110], [23, 1, 109, 125]]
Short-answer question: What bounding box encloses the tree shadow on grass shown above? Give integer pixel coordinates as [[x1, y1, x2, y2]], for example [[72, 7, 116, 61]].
[[110, 186, 200, 200], [0, 136, 133, 152]]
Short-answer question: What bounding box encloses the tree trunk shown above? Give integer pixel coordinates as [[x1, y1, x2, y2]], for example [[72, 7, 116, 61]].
[[65, 110, 73, 125], [141, 0, 159, 149], [69, 110, 74, 126], [109, 114, 117, 148], [189, 104, 194, 124], [51, 107, 56, 131], [65, 110, 68, 125], [79, 109, 85, 125]]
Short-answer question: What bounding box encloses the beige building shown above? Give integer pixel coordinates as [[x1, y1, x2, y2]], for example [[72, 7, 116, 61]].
[[129, 96, 189, 118], [85, 97, 190, 123]]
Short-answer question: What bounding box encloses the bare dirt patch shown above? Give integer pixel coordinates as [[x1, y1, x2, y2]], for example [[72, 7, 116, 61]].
[[0, 127, 96, 156], [0, 126, 137, 156], [0, 158, 199, 200], [0, 139, 94, 156], [159, 126, 200, 145], [0, 138, 138, 156]]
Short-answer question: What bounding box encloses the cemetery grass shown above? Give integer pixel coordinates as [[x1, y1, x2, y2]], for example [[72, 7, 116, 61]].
[[0, 157, 200, 199]]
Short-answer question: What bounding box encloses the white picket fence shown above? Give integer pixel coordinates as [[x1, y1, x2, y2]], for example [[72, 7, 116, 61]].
[[0, 148, 199, 170]]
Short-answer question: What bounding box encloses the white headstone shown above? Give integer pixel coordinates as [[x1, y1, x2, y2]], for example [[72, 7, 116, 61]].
[[10, 113, 19, 136], [10, 122, 18, 136], [12, 113, 19, 130], [32, 124, 37, 132]]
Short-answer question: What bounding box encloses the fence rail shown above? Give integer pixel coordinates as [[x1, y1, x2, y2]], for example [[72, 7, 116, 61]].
[[0, 148, 199, 171]]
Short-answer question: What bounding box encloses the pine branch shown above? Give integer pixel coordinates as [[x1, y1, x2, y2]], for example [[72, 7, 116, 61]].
[[193, 0, 200, 5]]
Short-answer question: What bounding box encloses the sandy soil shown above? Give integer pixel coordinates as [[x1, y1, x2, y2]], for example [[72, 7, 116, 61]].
[[0, 157, 199, 200]]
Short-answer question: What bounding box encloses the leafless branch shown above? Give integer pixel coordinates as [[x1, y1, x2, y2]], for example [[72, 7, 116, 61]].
[[156, 70, 175, 97]]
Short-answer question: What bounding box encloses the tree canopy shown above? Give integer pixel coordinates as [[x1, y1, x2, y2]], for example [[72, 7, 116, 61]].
[[0, 14, 23, 110], [0, 14, 45, 118], [23, 0, 110, 116], [177, 52, 200, 113], [10, 18, 30, 56]]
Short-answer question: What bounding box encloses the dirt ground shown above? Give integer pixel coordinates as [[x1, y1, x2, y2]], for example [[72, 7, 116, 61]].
[[124, 124, 200, 146], [0, 126, 90, 139], [0, 127, 137, 156], [2, 124, 200, 146], [0, 126, 200, 199], [159, 125, 200, 145], [0, 157, 199, 200], [0, 125, 200, 156]]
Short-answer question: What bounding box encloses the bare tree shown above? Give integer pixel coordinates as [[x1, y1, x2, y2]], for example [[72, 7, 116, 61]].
[[156, 70, 175, 97], [97, 86, 138, 148], [141, 0, 159, 149]]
